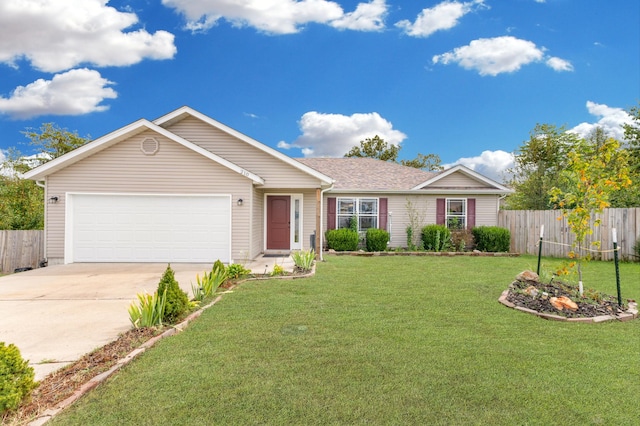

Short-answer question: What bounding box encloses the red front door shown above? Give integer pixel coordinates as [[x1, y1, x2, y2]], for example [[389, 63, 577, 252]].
[[267, 196, 290, 250]]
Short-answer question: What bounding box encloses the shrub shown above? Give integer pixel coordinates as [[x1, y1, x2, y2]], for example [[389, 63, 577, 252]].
[[227, 263, 251, 280], [472, 226, 511, 252], [156, 264, 189, 324], [128, 289, 167, 328], [634, 236, 640, 261], [292, 249, 315, 272], [451, 229, 474, 252], [212, 259, 226, 275], [365, 228, 389, 252], [0, 342, 38, 414], [326, 228, 359, 251], [422, 224, 451, 252]]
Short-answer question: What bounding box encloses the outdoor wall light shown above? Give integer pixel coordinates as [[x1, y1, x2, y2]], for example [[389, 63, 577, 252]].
[[237, 198, 243, 206], [48, 196, 59, 204]]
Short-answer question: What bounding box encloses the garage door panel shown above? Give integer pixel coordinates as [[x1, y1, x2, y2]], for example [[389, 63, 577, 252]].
[[69, 194, 230, 263]]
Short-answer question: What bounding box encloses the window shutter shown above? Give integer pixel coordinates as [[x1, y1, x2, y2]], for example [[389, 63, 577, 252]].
[[327, 197, 336, 230], [467, 198, 476, 229], [379, 198, 388, 230], [436, 198, 445, 225]]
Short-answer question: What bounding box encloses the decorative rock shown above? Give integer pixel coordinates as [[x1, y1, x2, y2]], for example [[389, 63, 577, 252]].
[[550, 296, 578, 311], [516, 270, 539, 282], [524, 286, 539, 297]]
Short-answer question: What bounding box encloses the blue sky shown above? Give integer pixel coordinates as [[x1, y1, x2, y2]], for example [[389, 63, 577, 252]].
[[1, 0, 638, 182]]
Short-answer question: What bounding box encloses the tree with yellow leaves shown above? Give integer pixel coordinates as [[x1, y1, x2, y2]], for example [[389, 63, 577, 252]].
[[550, 137, 632, 295]]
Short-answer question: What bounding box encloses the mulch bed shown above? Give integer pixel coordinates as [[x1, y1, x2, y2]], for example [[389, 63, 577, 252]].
[[506, 278, 626, 318]]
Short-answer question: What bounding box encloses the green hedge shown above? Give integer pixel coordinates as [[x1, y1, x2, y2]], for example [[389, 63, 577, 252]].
[[472, 226, 511, 252], [326, 228, 359, 251], [422, 224, 451, 252], [366, 228, 389, 252]]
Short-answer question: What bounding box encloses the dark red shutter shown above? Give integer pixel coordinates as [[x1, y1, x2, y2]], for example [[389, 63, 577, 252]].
[[436, 198, 445, 225], [379, 198, 388, 230], [467, 198, 476, 229], [327, 197, 336, 230]]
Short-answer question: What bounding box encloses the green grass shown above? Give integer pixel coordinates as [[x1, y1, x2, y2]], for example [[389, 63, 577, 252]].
[[52, 255, 639, 425]]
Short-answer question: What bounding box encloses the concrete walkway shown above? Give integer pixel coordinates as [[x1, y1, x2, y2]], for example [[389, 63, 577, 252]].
[[0, 256, 293, 380]]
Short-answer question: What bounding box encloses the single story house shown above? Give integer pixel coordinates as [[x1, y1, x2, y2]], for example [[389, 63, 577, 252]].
[[24, 106, 513, 265]]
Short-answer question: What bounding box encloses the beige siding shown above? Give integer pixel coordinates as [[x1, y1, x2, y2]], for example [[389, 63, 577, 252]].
[[45, 131, 254, 263], [322, 193, 501, 248], [429, 172, 489, 188], [166, 117, 323, 188], [251, 186, 264, 258]]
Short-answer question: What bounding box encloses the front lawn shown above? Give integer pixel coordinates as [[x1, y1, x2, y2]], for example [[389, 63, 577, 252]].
[[52, 255, 639, 425]]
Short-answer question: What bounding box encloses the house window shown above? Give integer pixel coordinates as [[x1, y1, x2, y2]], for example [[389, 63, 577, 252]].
[[446, 199, 466, 229], [337, 198, 378, 231]]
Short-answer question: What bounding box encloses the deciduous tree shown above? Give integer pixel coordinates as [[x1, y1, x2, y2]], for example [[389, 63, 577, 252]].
[[345, 135, 443, 171]]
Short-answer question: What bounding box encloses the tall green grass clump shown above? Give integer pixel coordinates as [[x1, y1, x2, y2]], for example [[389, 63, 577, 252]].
[[128, 289, 167, 328], [292, 249, 315, 272], [422, 224, 451, 251]]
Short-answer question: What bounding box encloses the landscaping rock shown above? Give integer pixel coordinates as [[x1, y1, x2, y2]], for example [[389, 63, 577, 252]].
[[516, 270, 539, 282]]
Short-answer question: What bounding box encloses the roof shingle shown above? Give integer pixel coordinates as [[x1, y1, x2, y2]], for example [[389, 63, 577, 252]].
[[296, 157, 437, 190]]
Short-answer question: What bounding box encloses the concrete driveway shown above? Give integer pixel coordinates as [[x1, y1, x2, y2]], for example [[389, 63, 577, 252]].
[[0, 263, 212, 380]]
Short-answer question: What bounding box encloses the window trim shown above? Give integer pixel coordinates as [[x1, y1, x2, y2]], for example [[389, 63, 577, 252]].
[[336, 197, 379, 232], [445, 198, 467, 229]]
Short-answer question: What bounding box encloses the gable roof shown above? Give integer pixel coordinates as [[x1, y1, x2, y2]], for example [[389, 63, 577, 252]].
[[297, 157, 437, 191], [297, 158, 513, 194], [412, 164, 513, 193], [154, 106, 334, 186], [23, 119, 265, 184]]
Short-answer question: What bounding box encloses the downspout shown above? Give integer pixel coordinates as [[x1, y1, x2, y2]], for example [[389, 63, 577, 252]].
[[319, 183, 335, 261], [35, 180, 47, 266]]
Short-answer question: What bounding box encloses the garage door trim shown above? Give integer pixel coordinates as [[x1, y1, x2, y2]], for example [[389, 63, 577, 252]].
[[65, 192, 232, 263]]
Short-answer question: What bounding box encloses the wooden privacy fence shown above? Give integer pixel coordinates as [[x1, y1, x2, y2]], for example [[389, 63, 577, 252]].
[[0, 230, 45, 273], [498, 208, 640, 261]]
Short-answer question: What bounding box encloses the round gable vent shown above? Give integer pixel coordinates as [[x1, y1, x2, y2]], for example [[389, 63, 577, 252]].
[[141, 137, 159, 155]]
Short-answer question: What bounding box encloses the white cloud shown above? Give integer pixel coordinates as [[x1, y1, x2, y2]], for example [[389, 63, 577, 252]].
[[0, 69, 117, 119], [331, 0, 387, 31], [569, 101, 633, 141], [546, 56, 573, 72], [395, 0, 486, 38], [163, 0, 387, 34], [279, 111, 407, 157], [0, 0, 176, 73], [432, 36, 573, 76], [444, 150, 514, 183]]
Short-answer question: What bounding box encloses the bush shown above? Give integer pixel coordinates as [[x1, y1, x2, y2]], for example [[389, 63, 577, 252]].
[[451, 229, 475, 252], [472, 226, 511, 252], [633, 236, 640, 261], [226, 263, 251, 280], [366, 228, 389, 252], [422, 224, 451, 251], [1, 342, 38, 414], [156, 264, 189, 324], [326, 228, 359, 251]]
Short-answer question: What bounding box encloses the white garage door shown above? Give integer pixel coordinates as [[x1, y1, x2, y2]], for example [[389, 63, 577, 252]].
[[67, 194, 231, 263]]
